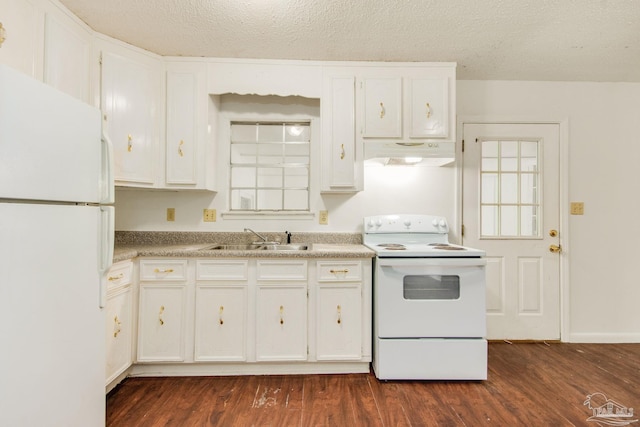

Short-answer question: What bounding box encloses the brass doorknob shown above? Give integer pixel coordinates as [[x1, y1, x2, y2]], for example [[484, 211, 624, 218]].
[[549, 244, 562, 253], [549, 229, 558, 237]]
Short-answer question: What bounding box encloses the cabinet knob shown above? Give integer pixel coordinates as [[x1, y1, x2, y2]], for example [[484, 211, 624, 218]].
[[113, 315, 121, 337], [279, 305, 284, 325], [127, 134, 133, 152], [379, 102, 385, 119], [154, 268, 174, 274], [219, 306, 224, 325], [159, 305, 165, 325], [426, 102, 432, 119], [108, 273, 124, 281], [340, 143, 345, 160], [178, 140, 184, 157], [337, 305, 342, 325]]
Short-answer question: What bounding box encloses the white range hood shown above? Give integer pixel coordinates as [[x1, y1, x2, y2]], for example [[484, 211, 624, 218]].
[[363, 140, 455, 166]]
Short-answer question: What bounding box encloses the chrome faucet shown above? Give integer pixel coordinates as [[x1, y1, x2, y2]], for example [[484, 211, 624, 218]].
[[244, 228, 269, 242]]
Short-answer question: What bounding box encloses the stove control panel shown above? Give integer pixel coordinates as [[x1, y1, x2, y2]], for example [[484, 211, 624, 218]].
[[364, 214, 449, 234]]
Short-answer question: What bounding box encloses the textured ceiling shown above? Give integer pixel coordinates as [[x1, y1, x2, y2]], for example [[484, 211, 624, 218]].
[[60, 0, 640, 82]]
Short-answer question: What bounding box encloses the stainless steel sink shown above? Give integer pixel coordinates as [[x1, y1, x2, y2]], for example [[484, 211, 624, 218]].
[[201, 243, 309, 251]]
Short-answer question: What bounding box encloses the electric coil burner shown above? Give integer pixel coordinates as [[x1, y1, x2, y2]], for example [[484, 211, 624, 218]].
[[363, 214, 487, 380]]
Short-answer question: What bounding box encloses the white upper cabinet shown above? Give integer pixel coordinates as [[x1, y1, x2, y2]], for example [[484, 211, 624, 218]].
[[99, 37, 163, 187], [358, 65, 456, 143], [0, 0, 40, 78], [42, 5, 92, 103], [408, 78, 449, 138], [320, 69, 363, 193], [165, 60, 212, 190], [361, 77, 402, 138]]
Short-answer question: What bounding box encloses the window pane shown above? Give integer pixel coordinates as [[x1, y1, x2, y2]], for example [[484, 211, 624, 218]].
[[231, 189, 255, 210], [231, 143, 257, 164], [520, 173, 538, 204], [231, 167, 255, 187], [500, 206, 518, 236], [257, 189, 282, 210], [284, 144, 310, 164], [284, 190, 308, 210], [481, 173, 498, 204], [257, 168, 282, 188], [257, 124, 282, 142], [284, 167, 308, 187], [501, 173, 518, 204], [521, 206, 538, 237], [285, 125, 310, 142], [521, 141, 538, 169], [482, 158, 499, 171], [231, 124, 256, 142], [481, 205, 498, 237]]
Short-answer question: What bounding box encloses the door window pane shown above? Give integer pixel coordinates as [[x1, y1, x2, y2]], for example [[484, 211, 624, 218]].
[[480, 139, 541, 238]]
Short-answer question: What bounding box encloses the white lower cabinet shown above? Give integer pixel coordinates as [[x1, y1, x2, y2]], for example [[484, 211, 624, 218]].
[[316, 261, 363, 360], [133, 256, 371, 375], [105, 260, 134, 388], [256, 284, 308, 361], [194, 259, 248, 361], [137, 259, 188, 362]]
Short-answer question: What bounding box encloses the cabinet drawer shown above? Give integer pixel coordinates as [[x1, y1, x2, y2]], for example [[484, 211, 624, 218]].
[[257, 260, 307, 281], [196, 260, 248, 281], [139, 259, 188, 281], [106, 260, 133, 290], [317, 261, 362, 281]]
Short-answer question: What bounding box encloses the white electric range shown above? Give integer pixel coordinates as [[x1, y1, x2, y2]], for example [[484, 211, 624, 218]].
[[363, 214, 487, 380]]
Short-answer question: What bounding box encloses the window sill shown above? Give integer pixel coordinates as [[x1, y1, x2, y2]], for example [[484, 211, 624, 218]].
[[221, 211, 315, 220]]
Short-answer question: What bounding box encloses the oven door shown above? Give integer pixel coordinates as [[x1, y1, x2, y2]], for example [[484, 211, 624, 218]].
[[375, 257, 486, 338]]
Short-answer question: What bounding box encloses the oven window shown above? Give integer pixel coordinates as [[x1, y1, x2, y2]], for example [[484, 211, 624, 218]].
[[403, 275, 460, 300]]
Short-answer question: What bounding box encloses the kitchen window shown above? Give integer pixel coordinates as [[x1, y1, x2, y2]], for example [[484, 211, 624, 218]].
[[229, 121, 310, 212]]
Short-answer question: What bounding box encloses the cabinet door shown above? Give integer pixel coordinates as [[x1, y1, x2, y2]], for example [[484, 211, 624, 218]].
[[137, 284, 187, 362], [316, 284, 362, 360], [362, 77, 402, 138], [165, 66, 200, 185], [321, 75, 361, 192], [102, 51, 158, 185], [408, 78, 449, 138], [43, 11, 91, 103], [0, 0, 39, 77], [105, 286, 133, 384], [194, 285, 247, 361], [256, 285, 307, 361]]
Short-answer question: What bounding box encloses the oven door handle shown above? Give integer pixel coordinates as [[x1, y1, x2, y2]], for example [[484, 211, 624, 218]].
[[378, 258, 486, 268]]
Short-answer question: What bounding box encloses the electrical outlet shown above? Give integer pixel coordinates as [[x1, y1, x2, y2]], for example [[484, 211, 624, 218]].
[[203, 209, 217, 222], [319, 210, 329, 225], [570, 202, 584, 215], [166, 208, 175, 221]]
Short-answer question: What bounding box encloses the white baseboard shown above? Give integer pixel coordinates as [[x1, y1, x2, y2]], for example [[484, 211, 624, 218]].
[[565, 332, 640, 343]]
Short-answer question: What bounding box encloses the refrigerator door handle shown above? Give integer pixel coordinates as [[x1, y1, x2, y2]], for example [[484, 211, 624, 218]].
[[99, 206, 115, 308], [100, 122, 115, 205]]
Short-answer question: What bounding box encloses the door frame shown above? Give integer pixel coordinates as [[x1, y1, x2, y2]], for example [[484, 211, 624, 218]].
[[455, 116, 570, 341]]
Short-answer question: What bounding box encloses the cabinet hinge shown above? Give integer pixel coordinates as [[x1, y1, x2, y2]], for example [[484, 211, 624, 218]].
[[462, 139, 465, 153], [99, 52, 102, 66], [461, 224, 465, 237]]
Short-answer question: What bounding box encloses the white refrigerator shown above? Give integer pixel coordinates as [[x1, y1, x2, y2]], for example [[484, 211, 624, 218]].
[[0, 64, 114, 426]]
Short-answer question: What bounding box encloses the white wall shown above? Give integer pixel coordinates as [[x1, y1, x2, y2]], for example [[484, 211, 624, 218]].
[[114, 164, 456, 233], [457, 80, 640, 342]]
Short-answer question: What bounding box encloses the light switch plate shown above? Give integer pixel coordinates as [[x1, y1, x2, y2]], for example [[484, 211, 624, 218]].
[[319, 210, 329, 225], [203, 209, 217, 222], [570, 202, 584, 215], [166, 208, 176, 221]]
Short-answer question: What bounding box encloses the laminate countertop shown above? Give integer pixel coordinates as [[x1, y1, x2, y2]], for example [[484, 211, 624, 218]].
[[113, 243, 375, 263]]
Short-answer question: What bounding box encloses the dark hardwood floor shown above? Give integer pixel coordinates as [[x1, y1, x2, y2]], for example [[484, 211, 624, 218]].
[[107, 343, 640, 426]]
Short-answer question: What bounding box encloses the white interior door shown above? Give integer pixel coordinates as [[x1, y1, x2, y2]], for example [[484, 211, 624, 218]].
[[462, 123, 561, 340]]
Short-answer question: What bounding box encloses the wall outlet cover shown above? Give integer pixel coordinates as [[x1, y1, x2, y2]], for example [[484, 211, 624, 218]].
[[319, 210, 329, 225], [167, 208, 176, 221], [203, 209, 217, 222]]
